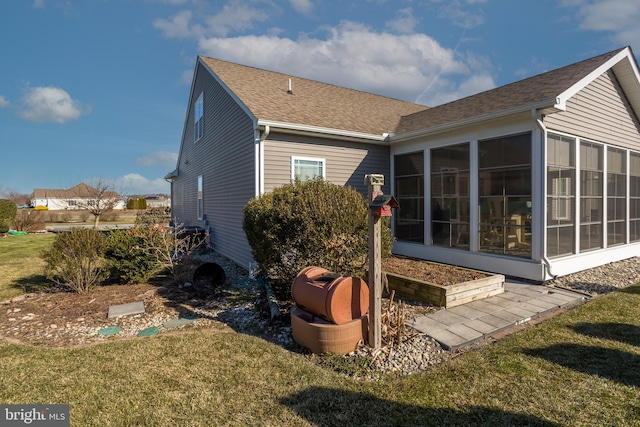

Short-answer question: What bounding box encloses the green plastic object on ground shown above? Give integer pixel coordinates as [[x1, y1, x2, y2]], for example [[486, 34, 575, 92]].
[[8, 231, 28, 235], [98, 326, 121, 336], [137, 326, 159, 337]]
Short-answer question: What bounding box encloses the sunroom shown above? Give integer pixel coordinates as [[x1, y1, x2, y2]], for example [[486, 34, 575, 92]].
[[389, 47, 640, 282]]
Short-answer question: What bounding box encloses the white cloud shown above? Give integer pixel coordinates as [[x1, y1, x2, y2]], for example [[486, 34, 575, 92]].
[[32, 0, 44, 9], [436, 0, 485, 29], [385, 7, 419, 34], [564, 0, 640, 47], [135, 151, 179, 169], [155, 2, 271, 39], [289, 0, 313, 15], [0, 95, 9, 108], [114, 173, 170, 195], [205, 0, 270, 37], [197, 21, 495, 105], [154, 10, 200, 39], [18, 86, 89, 123]]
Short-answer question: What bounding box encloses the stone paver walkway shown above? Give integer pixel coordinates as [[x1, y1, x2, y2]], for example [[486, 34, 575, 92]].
[[408, 281, 587, 351]]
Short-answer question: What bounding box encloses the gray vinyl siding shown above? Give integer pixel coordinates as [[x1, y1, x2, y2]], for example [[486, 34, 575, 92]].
[[172, 62, 256, 269], [545, 70, 640, 149], [263, 132, 390, 195]]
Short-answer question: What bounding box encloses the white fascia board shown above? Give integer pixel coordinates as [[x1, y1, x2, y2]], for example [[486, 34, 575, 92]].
[[256, 119, 390, 144], [391, 98, 560, 144], [556, 47, 633, 110]]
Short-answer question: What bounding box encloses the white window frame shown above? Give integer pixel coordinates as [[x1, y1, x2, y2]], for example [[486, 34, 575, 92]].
[[197, 175, 203, 220], [291, 156, 326, 181], [194, 92, 204, 143], [551, 177, 571, 221]]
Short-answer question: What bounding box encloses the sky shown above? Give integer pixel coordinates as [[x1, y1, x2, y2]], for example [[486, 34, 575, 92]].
[[1, 0, 639, 196]]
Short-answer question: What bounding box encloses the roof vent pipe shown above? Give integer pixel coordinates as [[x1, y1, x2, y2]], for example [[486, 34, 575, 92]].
[[287, 78, 293, 94]]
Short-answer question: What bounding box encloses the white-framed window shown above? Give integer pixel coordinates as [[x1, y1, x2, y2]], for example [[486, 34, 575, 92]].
[[197, 175, 203, 220], [194, 92, 204, 142], [291, 156, 325, 181]]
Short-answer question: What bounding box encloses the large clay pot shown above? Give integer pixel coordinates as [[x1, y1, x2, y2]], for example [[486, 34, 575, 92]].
[[291, 266, 368, 325], [290, 306, 367, 355]]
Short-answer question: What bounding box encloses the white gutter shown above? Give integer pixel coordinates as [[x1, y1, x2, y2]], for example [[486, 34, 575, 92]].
[[393, 98, 563, 143], [532, 108, 558, 280], [257, 119, 391, 144]]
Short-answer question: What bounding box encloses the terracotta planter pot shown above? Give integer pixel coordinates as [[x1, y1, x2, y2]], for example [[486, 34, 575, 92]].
[[290, 306, 367, 355], [291, 266, 369, 325]]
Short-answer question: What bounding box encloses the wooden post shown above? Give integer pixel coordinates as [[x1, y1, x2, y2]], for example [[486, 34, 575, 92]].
[[366, 174, 383, 349]]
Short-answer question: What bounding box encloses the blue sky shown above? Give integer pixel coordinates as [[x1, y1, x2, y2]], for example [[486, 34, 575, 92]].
[[1, 0, 639, 196]]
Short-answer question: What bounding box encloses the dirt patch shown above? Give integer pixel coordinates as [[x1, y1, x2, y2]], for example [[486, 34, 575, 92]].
[[382, 256, 489, 286], [0, 279, 235, 348]]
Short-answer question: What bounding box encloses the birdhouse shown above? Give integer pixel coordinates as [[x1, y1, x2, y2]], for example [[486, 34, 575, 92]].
[[370, 194, 399, 217]]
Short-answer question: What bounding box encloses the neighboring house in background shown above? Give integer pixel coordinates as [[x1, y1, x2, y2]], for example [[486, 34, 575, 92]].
[[168, 46, 640, 282], [32, 183, 125, 211], [145, 194, 171, 209]]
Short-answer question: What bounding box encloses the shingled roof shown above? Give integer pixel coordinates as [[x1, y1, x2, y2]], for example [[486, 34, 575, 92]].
[[32, 183, 119, 199], [198, 56, 428, 138], [395, 48, 628, 135]]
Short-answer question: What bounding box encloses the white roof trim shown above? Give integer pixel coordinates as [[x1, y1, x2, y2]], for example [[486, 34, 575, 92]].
[[391, 98, 560, 143], [556, 47, 639, 111], [257, 119, 390, 143]]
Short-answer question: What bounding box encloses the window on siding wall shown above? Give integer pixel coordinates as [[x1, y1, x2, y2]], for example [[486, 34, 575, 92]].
[[292, 157, 325, 181], [194, 92, 204, 142], [394, 151, 424, 243], [607, 147, 626, 247], [547, 133, 576, 258], [630, 152, 640, 242], [431, 143, 470, 250], [197, 175, 203, 220], [580, 141, 603, 251]]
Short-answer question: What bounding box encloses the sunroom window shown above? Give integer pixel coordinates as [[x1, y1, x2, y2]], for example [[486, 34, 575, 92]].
[[431, 143, 470, 249], [547, 133, 576, 257], [579, 141, 603, 251], [394, 152, 424, 243], [478, 133, 532, 258]]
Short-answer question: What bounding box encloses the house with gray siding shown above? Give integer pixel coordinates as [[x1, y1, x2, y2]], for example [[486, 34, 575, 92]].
[[169, 46, 640, 281]]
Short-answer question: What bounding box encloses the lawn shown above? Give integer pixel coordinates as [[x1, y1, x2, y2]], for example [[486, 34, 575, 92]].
[[0, 233, 55, 301], [1, 235, 639, 426]]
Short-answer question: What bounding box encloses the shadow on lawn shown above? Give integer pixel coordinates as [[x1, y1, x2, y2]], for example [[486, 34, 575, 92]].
[[571, 322, 640, 347], [524, 344, 640, 388], [10, 274, 52, 294], [281, 386, 559, 427]]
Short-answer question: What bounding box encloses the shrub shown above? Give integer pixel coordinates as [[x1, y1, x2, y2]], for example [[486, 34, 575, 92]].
[[105, 229, 162, 284], [0, 199, 17, 233], [243, 178, 394, 286], [41, 228, 109, 292], [13, 210, 46, 232]]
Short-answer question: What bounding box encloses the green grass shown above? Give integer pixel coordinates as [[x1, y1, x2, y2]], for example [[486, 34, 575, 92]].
[[0, 233, 55, 300], [1, 287, 639, 426], [1, 235, 639, 425]]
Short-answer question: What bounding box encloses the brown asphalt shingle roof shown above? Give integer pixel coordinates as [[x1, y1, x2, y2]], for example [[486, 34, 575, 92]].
[[396, 48, 625, 135], [199, 56, 428, 137], [32, 183, 119, 199]]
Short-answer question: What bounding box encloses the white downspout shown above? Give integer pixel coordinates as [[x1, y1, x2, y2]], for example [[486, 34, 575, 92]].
[[532, 108, 558, 279], [258, 125, 269, 196]]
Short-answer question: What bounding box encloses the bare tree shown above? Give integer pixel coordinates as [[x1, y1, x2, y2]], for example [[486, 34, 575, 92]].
[[70, 180, 123, 228], [0, 185, 30, 205]]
